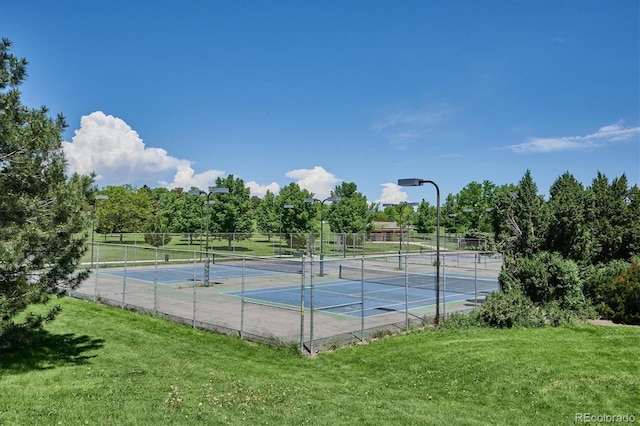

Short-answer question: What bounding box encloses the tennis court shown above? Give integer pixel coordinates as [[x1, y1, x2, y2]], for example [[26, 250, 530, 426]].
[[79, 245, 503, 353], [227, 271, 499, 318], [99, 263, 286, 285]]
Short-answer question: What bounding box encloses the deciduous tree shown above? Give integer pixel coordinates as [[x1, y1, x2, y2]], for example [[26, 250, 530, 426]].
[[209, 175, 253, 248], [327, 182, 372, 234]]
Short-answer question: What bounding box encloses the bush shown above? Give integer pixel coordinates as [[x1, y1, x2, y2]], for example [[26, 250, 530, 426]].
[[582, 260, 628, 316], [582, 260, 640, 324], [478, 290, 546, 328], [440, 311, 483, 329], [609, 262, 640, 324], [499, 252, 586, 311], [542, 301, 595, 326], [144, 233, 173, 247]]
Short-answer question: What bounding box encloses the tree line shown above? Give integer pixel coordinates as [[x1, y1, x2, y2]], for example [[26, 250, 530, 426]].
[[2, 38, 639, 351]]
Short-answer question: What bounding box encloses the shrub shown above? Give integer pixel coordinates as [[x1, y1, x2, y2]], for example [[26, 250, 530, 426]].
[[499, 252, 586, 311], [594, 262, 640, 325], [582, 260, 629, 317], [478, 290, 546, 328], [144, 233, 173, 247], [440, 311, 483, 329], [610, 262, 640, 324]]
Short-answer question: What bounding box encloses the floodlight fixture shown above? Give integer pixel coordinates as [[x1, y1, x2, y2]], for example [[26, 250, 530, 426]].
[[397, 178, 423, 187], [188, 187, 229, 257]]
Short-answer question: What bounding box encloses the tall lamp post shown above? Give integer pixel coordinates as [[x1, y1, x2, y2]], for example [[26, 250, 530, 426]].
[[304, 196, 341, 276], [189, 187, 229, 257], [90, 195, 109, 268], [397, 178, 441, 325]]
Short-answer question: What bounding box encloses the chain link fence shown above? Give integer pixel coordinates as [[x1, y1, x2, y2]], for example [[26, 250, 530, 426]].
[[74, 237, 503, 354]]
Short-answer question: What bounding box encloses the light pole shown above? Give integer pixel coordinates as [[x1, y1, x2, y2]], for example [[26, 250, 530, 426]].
[[304, 196, 341, 276], [398, 178, 441, 325], [90, 195, 108, 268], [189, 187, 229, 288], [189, 187, 229, 257], [280, 204, 294, 257]]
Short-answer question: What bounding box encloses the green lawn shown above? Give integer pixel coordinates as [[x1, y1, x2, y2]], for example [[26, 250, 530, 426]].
[[1, 298, 637, 425], [81, 231, 461, 267]]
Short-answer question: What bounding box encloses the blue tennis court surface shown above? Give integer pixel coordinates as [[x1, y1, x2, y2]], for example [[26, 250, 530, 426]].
[[227, 275, 499, 318], [99, 264, 283, 284]]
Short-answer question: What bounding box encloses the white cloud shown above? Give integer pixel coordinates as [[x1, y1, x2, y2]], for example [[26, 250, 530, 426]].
[[376, 183, 408, 205], [285, 166, 342, 200], [158, 164, 225, 191], [505, 122, 640, 154], [62, 111, 224, 189], [246, 181, 280, 198]]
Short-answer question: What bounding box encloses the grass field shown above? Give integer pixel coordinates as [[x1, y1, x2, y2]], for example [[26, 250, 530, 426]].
[[81, 231, 461, 266], [1, 298, 638, 425]]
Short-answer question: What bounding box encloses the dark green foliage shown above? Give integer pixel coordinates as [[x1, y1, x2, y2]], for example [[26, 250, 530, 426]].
[[499, 252, 586, 311], [546, 172, 592, 262], [583, 173, 638, 264], [478, 290, 546, 328], [584, 260, 640, 324], [441, 180, 496, 236], [509, 170, 547, 257], [414, 199, 437, 233], [276, 183, 316, 236], [490, 170, 640, 326], [439, 311, 483, 329], [96, 185, 154, 237], [143, 233, 172, 247], [255, 190, 279, 237], [327, 182, 373, 234], [0, 39, 93, 348], [143, 196, 174, 247], [209, 175, 254, 246]]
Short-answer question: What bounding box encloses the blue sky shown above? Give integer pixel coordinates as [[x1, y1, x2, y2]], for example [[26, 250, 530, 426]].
[[2, 0, 638, 205]]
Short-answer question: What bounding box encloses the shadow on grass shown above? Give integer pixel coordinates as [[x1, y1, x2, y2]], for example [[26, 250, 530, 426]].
[[209, 245, 251, 252], [0, 330, 105, 374]]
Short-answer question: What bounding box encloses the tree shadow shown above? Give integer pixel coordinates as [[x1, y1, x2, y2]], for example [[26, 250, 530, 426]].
[[209, 245, 251, 252], [0, 330, 105, 375]]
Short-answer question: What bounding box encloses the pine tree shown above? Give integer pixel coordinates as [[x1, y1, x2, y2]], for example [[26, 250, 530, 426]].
[[0, 39, 93, 349]]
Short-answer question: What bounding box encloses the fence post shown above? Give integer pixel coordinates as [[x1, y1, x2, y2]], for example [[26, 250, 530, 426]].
[[240, 256, 245, 340], [153, 248, 158, 313], [360, 256, 365, 342], [404, 254, 409, 331], [310, 255, 315, 355], [441, 253, 446, 317], [192, 250, 197, 327], [122, 245, 128, 308], [300, 256, 306, 354], [93, 243, 100, 302], [474, 252, 478, 308]]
